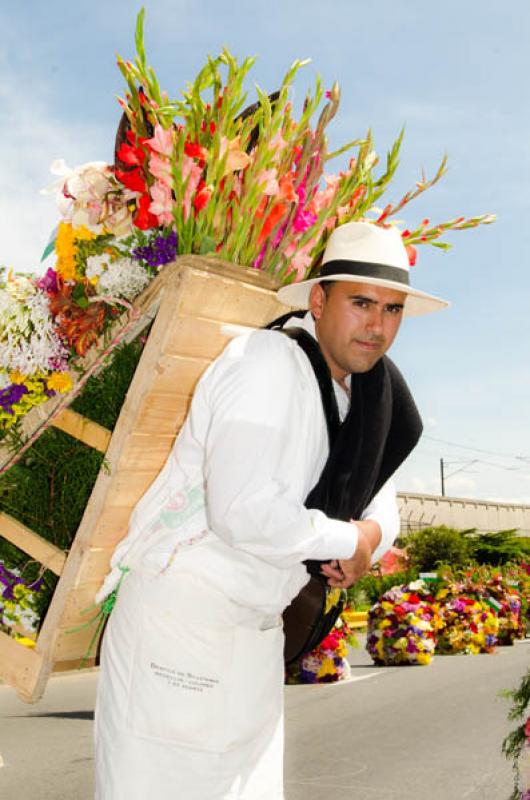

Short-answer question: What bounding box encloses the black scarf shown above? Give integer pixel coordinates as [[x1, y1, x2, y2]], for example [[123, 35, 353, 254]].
[[267, 311, 423, 537]]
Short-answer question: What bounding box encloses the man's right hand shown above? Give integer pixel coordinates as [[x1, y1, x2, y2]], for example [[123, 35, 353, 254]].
[[320, 528, 372, 588]]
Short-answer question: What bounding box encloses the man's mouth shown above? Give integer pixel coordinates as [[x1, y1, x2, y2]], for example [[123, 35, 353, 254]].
[[355, 340, 382, 351]]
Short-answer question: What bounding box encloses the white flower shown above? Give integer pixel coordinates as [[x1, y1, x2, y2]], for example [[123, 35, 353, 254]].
[[0, 286, 68, 373], [85, 254, 111, 281], [95, 258, 150, 302]]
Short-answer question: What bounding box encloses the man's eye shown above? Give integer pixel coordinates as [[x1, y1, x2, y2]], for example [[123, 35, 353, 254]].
[[353, 299, 369, 309], [386, 306, 403, 315]]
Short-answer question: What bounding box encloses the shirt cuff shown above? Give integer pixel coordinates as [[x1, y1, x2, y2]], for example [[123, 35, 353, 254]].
[[307, 511, 359, 561]]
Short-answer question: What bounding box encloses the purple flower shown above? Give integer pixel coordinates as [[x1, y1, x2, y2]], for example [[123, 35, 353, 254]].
[[133, 230, 178, 268], [0, 383, 29, 413], [37, 267, 59, 294]]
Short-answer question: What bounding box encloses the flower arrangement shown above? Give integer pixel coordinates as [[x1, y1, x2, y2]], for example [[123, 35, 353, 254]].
[[285, 603, 359, 684], [0, 561, 44, 640], [0, 9, 494, 443], [366, 579, 441, 666], [435, 580, 499, 655]]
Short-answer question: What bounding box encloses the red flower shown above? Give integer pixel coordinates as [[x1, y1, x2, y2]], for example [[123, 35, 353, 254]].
[[115, 167, 147, 195], [185, 141, 209, 161], [116, 141, 146, 167], [405, 244, 417, 266], [134, 193, 158, 230], [193, 182, 212, 213]]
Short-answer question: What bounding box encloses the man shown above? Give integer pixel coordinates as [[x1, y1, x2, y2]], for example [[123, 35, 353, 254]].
[[94, 220, 448, 799]]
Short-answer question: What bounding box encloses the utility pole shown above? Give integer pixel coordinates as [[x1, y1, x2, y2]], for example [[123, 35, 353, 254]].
[[440, 457, 445, 497]]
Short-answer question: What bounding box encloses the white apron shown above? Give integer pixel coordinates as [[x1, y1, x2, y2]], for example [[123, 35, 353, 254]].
[[95, 566, 285, 800]]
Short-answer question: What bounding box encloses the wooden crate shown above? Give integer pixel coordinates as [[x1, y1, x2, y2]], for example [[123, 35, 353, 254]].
[[0, 256, 285, 702]]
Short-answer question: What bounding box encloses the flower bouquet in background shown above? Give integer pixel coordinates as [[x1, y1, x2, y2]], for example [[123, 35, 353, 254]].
[[366, 579, 441, 666], [0, 562, 44, 645], [434, 573, 499, 655], [0, 7, 495, 441], [285, 604, 359, 684], [465, 567, 524, 646]]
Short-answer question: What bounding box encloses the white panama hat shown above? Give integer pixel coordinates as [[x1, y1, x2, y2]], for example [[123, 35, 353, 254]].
[[277, 220, 449, 316]]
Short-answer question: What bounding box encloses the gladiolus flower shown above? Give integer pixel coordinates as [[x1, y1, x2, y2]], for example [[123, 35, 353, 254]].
[[185, 141, 209, 161], [194, 182, 212, 213], [134, 193, 158, 230], [149, 181, 174, 226], [145, 124, 173, 157], [149, 153, 172, 187], [257, 168, 279, 196], [115, 167, 147, 195], [406, 244, 417, 266], [220, 136, 251, 176], [116, 141, 146, 167]]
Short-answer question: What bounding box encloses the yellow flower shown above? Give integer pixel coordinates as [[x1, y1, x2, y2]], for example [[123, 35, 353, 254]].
[[47, 372, 73, 393], [9, 370, 26, 384], [72, 225, 96, 242], [325, 588, 342, 614], [317, 657, 336, 678], [16, 636, 36, 649], [55, 222, 78, 280], [379, 619, 392, 629], [336, 639, 348, 658], [416, 652, 431, 665]]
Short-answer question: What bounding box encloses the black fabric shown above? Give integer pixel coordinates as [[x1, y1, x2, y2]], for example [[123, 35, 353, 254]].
[[319, 259, 410, 285], [266, 313, 423, 662], [266, 318, 423, 527]]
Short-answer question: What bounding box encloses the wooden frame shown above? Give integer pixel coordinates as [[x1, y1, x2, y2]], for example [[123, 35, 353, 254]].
[[0, 256, 285, 702]]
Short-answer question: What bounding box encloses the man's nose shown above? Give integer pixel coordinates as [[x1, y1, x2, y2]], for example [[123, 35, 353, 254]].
[[366, 307, 384, 336]]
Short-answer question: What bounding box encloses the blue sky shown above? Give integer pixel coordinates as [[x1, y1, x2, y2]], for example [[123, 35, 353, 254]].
[[1, 1, 529, 502]]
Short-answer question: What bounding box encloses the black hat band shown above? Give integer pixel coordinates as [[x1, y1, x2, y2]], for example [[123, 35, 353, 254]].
[[318, 259, 410, 286]]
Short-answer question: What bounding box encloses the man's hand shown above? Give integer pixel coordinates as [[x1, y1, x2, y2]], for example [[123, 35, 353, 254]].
[[320, 520, 382, 588]]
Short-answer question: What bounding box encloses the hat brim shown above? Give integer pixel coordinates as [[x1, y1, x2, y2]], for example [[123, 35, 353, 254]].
[[276, 274, 449, 317]]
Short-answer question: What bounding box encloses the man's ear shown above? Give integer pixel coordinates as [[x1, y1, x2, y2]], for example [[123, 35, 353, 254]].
[[309, 283, 325, 320]]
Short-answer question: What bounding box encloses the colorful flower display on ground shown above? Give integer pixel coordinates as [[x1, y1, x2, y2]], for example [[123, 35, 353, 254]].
[[434, 579, 499, 655], [0, 10, 494, 441], [285, 604, 359, 684], [366, 579, 441, 666]]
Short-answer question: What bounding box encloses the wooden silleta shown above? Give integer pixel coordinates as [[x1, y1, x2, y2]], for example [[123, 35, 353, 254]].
[[0, 256, 284, 702]]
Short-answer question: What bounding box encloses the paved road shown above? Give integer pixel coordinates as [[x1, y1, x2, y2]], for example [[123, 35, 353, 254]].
[[1, 637, 528, 799]]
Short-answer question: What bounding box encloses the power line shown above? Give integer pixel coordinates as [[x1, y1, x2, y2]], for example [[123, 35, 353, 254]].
[[423, 434, 530, 461]]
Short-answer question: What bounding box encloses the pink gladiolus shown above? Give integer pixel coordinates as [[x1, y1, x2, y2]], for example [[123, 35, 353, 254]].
[[149, 153, 172, 186], [290, 249, 312, 280], [145, 124, 173, 157], [257, 168, 279, 196], [149, 180, 174, 226], [293, 207, 317, 233], [220, 136, 251, 176]]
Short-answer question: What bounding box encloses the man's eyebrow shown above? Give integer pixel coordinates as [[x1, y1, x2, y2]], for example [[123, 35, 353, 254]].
[[348, 294, 404, 308]]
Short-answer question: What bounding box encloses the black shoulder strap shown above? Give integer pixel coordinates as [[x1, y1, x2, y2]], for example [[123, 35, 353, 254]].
[[281, 327, 341, 447]]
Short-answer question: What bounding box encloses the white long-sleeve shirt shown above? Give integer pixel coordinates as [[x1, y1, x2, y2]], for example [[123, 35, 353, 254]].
[[97, 313, 400, 614]]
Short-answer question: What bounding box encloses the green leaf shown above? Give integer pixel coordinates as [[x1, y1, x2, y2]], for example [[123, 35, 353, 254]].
[[72, 283, 89, 309]]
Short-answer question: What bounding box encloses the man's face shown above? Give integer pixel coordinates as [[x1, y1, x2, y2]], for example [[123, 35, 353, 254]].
[[309, 280, 406, 378]]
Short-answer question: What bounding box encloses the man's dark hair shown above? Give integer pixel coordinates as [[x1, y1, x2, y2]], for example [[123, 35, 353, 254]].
[[320, 280, 336, 297]]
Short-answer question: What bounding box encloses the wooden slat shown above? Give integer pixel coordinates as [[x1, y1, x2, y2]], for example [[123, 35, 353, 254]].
[[163, 316, 230, 359], [117, 433, 175, 471], [0, 512, 67, 575], [51, 408, 112, 453], [76, 548, 113, 585], [150, 354, 210, 394], [178, 271, 283, 326], [103, 471, 159, 509], [0, 630, 44, 703], [90, 506, 133, 547], [134, 393, 191, 435]]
